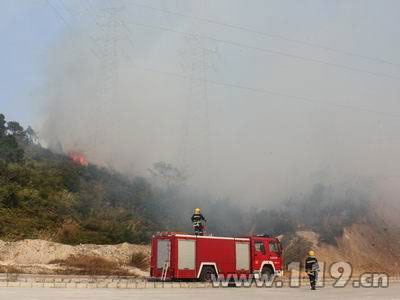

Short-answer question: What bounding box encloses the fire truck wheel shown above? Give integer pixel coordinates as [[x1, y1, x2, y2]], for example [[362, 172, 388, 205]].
[[199, 266, 217, 282], [261, 266, 274, 281]]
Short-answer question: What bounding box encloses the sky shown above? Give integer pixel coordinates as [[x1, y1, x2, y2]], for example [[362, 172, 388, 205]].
[[0, 0, 62, 127], [1, 0, 400, 206]]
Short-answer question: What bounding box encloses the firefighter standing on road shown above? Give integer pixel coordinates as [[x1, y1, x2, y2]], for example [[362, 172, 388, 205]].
[[191, 208, 206, 236], [305, 250, 320, 290]]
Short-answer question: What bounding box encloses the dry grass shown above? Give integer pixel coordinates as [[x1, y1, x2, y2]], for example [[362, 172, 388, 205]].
[[281, 234, 313, 268], [0, 265, 24, 274], [49, 255, 133, 276], [129, 252, 149, 271]]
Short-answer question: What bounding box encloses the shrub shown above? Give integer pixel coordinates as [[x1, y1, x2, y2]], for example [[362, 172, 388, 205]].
[[130, 252, 149, 271], [49, 255, 132, 276], [281, 234, 313, 268], [0, 265, 23, 274]]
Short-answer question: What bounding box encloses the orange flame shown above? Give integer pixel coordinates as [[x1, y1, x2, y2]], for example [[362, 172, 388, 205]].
[[68, 152, 89, 166]]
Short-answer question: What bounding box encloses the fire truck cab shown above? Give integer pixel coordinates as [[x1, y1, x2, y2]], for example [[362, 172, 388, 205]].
[[150, 232, 283, 281]]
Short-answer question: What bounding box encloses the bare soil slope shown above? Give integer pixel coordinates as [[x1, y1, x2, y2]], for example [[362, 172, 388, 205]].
[[298, 197, 400, 275], [0, 239, 150, 276]]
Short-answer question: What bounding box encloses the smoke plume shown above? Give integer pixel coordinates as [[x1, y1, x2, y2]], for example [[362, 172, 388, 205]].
[[39, 0, 400, 216]]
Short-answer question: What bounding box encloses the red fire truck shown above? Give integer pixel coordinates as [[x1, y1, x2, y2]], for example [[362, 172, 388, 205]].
[[150, 232, 283, 281]]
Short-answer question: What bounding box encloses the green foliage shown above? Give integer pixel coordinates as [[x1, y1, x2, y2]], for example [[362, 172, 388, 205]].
[[0, 113, 155, 244], [6, 121, 24, 137], [0, 114, 6, 137], [0, 113, 369, 245], [0, 135, 24, 162]]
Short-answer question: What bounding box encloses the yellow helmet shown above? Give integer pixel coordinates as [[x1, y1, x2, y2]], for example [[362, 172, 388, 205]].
[[308, 250, 315, 256], [194, 208, 201, 214]]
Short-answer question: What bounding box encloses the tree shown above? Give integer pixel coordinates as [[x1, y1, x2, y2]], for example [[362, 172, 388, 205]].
[[0, 135, 24, 162], [0, 114, 5, 137], [7, 121, 25, 137], [149, 161, 186, 187], [25, 126, 38, 143]]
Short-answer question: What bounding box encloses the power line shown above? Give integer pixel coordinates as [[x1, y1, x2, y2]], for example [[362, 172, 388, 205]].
[[123, 20, 400, 81], [46, 0, 128, 155], [178, 32, 218, 177], [126, 1, 400, 68], [45, 0, 400, 161], [47, 1, 400, 119], [126, 63, 400, 119], [46, 0, 102, 59], [46, 0, 70, 27]]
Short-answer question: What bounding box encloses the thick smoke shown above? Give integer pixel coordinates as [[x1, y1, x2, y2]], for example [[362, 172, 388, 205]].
[[39, 0, 400, 230]]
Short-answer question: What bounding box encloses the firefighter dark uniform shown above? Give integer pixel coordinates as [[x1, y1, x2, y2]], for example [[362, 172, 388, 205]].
[[305, 251, 319, 290], [191, 208, 206, 235]]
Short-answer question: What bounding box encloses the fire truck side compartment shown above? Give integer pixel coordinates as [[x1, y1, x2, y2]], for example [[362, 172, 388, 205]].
[[235, 241, 250, 271], [157, 239, 170, 268], [178, 239, 196, 270]]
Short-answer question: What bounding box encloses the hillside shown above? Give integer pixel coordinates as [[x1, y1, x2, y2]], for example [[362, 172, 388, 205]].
[[0, 113, 249, 244], [284, 196, 400, 276], [0, 113, 159, 244], [1, 112, 399, 276]]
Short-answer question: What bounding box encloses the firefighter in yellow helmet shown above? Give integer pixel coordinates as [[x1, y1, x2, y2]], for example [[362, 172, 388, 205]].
[[191, 208, 206, 236], [305, 250, 320, 290]]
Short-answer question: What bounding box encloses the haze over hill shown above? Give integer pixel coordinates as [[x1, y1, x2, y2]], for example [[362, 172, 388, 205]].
[[34, 0, 400, 208], [2, 1, 400, 273]]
